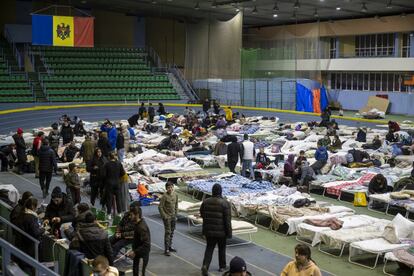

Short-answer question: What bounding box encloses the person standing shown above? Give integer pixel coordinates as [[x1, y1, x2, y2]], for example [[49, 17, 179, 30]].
[[87, 148, 108, 206], [103, 152, 126, 218], [157, 103, 166, 116], [12, 128, 27, 175], [202, 98, 210, 115], [80, 134, 95, 165], [127, 207, 151, 276], [48, 123, 60, 155], [227, 136, 241, 173], [98, 132, 112, 158], [61, 121, 74, 145], [200, 184, 232, 275], [38, 140, 57, 198], [158, 181, 178, 256], [241, 134, 255, 179], [148, 103, 155, 123], [116, 129, 125, 163], [121, 123, 130, 153], [138, 102, 146, 120], [32, 131, 44, 178], [64, 163, 81, 205]]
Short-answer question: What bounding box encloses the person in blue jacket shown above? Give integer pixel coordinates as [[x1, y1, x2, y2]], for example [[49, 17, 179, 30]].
[[311, 143, 328, 174], [100, 120, 118, 151]]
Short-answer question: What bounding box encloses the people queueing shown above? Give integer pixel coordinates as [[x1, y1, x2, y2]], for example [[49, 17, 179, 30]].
[[200, 184, 232, 275], [158, 181, 178, 256]]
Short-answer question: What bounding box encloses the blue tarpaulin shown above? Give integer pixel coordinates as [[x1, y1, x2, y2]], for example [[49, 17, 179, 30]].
[[296, 83, 314, 112], [320, 85, 329, 111]]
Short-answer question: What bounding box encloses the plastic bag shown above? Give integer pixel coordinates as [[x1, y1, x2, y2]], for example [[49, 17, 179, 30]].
[[353, 192, 367, 207]]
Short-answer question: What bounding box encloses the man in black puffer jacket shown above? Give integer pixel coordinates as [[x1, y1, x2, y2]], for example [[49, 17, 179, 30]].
[[69, 212, 113, 264], [200, 184, 232, 275], [38, 140, 57, 198]]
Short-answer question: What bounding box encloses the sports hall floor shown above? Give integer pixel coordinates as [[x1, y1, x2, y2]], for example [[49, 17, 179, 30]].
[[0, 103, 410, 276]]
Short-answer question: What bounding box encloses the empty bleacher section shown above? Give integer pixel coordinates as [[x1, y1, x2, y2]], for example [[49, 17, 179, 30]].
[[0, 61, 32, 103], [33, 46, 180, 102]]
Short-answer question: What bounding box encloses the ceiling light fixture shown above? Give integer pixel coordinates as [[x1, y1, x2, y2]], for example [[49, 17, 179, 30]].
[[273, 13, 278, 18], [361, 3, 368, 12], [336, 6, 341, 11], [194, 2, 199, 10], [235, 6, 240, 12], [273, 2, 279, 11], [252, 6, 258, 14], [294, 1, 300, 9], [211, 1, 217, 8], [386, 0, 393, 9], [151, 0, 156, 4]]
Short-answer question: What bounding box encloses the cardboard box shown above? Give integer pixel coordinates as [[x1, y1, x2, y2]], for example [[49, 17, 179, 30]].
[[359, 96, 389, 114]]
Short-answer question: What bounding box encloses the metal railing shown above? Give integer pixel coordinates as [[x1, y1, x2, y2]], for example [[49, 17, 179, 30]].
[[3, 29, 23, 70], [0, 238, 58, 276], [0, 216, 40, 261], [169, 64, 199, 101]]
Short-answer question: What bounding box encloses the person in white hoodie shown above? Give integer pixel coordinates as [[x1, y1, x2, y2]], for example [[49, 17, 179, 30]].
[[241, 134, 255, 180]]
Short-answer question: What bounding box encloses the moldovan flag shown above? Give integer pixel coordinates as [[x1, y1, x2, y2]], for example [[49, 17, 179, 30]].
[[32, 15, 94, 47]]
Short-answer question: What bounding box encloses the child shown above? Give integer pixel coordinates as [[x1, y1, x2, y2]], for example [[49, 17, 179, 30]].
[[64, 163, 81, 204]]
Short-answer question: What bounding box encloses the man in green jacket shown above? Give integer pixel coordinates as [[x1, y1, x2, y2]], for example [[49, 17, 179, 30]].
[[158, 181, 178, 256], [81, 134, 96, 165]]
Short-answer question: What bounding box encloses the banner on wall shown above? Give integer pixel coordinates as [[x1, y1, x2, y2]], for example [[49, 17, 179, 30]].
[[32, 15, 94, 47]]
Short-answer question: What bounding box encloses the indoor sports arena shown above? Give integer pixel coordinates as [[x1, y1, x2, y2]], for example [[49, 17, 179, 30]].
[[0, 1, 414, 275]]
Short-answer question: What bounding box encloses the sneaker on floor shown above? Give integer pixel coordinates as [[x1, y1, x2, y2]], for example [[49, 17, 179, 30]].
[[164, 250, 170, 256], [169, 247, 177, 252], [218, 267, 227, 272]]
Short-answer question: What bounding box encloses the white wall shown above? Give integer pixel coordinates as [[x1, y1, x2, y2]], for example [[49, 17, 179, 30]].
[[255, 58, 414, 72]]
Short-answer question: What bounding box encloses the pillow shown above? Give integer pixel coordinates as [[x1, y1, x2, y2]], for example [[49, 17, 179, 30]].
[[382, 224, 400, 244], [391, 213, 414, 239]]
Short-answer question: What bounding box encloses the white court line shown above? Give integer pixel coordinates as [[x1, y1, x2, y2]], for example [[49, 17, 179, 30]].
[[150, 242, 217, 276], [8, 171, 41, 189], [145, 216, 276, 276]]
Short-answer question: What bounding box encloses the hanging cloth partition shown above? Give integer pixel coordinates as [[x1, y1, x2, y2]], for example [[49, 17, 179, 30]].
[[296, 83, 314, 112], [312, 89, 321, 113]]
